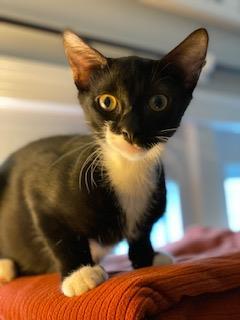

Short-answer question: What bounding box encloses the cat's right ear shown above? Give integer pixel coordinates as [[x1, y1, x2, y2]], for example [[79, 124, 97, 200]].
[[63, 30, 107, 90], [161, 28, 209, 91]]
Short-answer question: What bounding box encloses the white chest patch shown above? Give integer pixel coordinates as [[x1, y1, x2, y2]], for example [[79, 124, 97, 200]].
[[101, 135, 165, 238]]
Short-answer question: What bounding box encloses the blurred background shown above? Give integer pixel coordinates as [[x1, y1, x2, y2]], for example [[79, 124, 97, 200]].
[[1, 0, 240, 252]]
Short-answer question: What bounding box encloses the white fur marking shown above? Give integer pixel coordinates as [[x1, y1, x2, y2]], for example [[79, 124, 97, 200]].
[[0, 259, 16, 283], [61, 265, 108, 297], [101, 127, 165, 238], [153, 252, 174, 266]]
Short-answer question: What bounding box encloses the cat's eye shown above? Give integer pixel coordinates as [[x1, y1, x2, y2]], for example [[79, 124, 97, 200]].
[[149, 95, 168, 112], [96, 94, 118, 111]]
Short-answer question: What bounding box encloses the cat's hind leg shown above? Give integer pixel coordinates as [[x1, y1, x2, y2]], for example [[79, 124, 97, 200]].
[[153, 252, 174, 266], [0, 258, 16, 284]]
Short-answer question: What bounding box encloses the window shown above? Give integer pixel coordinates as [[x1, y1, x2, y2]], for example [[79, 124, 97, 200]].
[[224, 166, 240, 232], [114, 180, 183, 254], [151, 180, 183, 248]]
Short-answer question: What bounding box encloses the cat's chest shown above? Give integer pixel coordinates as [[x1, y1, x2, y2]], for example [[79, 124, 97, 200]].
[[102, 149, 158, 238]]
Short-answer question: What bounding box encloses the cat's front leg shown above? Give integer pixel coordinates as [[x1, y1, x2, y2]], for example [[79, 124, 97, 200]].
[[128, 233, 173, 269], [36, 213, 108, 297], [61, 264, 108, 297], [128, 234, 154, 269]]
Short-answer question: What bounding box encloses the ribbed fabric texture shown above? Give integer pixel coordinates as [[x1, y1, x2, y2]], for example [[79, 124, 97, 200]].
[[0, 227, 240, 320]]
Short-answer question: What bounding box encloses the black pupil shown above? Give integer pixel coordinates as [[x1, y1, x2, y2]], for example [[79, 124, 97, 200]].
[[104, 96, 111, 108], [154, 96, 163, 108]]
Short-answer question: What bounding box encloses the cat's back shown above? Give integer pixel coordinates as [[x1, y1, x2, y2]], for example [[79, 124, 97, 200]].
[[14, 135, 88, 160], [0, 134, 93, 202], [2, 134, 91, 171]]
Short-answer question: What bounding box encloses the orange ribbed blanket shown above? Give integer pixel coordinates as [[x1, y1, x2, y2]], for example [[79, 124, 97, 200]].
[[0, 227, 240, 320]]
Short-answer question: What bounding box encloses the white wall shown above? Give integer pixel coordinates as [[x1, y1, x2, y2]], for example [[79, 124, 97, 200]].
[[1, 0, 240, 69], [0, 98, 88, 163]]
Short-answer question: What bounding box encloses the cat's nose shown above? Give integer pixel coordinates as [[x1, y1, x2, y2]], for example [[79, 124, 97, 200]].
[[121, 129, 134, 144]]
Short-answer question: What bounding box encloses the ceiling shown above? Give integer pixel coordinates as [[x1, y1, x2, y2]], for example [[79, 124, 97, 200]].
[[1, 0, 240, 70]]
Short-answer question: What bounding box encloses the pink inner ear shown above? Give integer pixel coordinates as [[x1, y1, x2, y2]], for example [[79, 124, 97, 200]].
[[68, 52, 94, 88], [64, 35, 107, 89]]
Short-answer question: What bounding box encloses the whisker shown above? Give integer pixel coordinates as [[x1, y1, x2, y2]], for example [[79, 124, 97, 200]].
[[79, 153, 93, 193], [90, 149, 102, 189], [79, 149, 99, 193], [84, 150, 100, 193], [156, 136, 170, 141], [62, 135, 80, 147], [77, 146, 95, 186], [160, 127, 179, 133], [50, 143, 94, 168], [89, 151, 100, 188]]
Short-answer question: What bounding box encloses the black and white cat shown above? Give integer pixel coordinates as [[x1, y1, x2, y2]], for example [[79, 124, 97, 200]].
[[0, 29, 208, 297]]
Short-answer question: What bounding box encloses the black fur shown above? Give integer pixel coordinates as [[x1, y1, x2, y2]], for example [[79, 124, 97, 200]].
[[0, 29, 208, 279]]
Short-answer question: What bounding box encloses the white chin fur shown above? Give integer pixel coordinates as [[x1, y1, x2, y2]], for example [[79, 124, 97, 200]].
[[105, 126, 163, 161], [100, 125, 165, 237], [107, 143, 146, 161]]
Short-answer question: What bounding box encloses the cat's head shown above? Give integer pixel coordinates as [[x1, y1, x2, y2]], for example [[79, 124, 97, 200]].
[[63, 29, 208, 161]]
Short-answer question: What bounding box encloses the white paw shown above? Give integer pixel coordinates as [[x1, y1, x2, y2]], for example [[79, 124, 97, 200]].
[[153, 252, 174, 266], [61, 265, 108, 297], [0, 259, 16, 283]]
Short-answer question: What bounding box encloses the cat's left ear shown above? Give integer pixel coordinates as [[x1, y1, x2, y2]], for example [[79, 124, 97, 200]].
[[63, 30, 107, 90], [162, 28, 209, 90]]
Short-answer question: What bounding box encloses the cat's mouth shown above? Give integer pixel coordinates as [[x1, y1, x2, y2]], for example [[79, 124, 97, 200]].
[[105, 127, 146, 161]]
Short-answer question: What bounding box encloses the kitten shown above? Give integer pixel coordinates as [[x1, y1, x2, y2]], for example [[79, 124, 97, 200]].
[[0, 29, 208, 297]]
